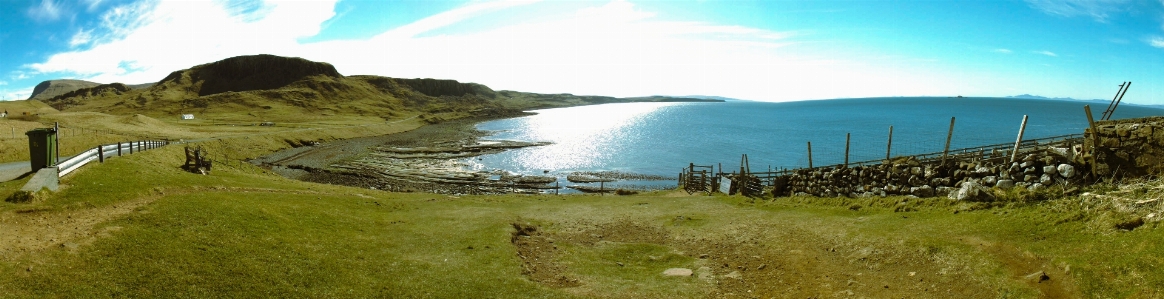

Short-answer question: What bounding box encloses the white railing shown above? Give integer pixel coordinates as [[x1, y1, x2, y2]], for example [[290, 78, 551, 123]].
[[57, 140, 167, 177]]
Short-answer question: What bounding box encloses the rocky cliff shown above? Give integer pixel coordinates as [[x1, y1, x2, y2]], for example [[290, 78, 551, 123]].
[[154, 54, 343, 97], [27, 79, 100, 100]]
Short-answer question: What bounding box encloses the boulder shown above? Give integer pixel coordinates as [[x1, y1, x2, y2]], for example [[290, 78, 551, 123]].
[[1028, 183, 1045, 192], [983, 176, 997, 186], [995, 179, 1015, 189], [935, 186, 955, 197], [911, 185, 935, 198], [949, 181, 993, 201], [663, 268, 694, 277], [1058, 164, 1075, 178], [1043, 165, 1058, 176], [1040, 174, 1053, 185]]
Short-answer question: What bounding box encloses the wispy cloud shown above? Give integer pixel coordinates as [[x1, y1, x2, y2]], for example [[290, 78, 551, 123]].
[[0, 81, 8, 86], [993, 48, 1013, 54], [1033, 50, 1058, 57], [82, 0, 104, 12], [69, 29, 93, 47], [1150, 37, 1164, 48], [27, 0, 64, 22], [1024, 0, 1129, 22]]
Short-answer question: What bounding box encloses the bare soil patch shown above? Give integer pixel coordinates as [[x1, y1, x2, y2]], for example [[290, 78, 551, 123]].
[[511, 222, 581, 288]]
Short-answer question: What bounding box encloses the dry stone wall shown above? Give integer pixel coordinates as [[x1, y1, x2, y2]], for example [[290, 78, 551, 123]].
[[776, 150, 1084, 200], [1090, 116, 1164, 178]]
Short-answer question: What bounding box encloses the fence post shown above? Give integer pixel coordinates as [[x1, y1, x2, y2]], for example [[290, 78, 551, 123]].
[[99, 145, 104, 163], [844, 133, 850, 166], [807, 142, 813, 169], [1084, 106, 1098, 176], [1010, 115, 1029, 163], [130, 141, 134, 154], [117, 142, 122, 156], [54, 122, 60, 164], [942, 117, 955, 165], [886, 126, 893, 160]]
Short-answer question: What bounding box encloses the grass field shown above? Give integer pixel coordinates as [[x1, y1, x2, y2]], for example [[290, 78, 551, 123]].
[[1, 96, 1163, 298], [1, 140, 1162, 298]]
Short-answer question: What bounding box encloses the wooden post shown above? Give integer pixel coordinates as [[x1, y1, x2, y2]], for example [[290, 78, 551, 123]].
[[886, 126, 893, 160], [1084, 105, 1098, 175], [98, 145, 104, 163], [807, 142, 813, 169], [844, 133, 851, 166], [942, 117, 955, 165], [1010, 115, 1029, 163], [54, 122, 59, 164], [117, 142, 122, 156]]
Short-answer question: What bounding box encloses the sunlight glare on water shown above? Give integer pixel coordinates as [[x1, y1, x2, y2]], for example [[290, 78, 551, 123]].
[[472, 102, 676, 172]]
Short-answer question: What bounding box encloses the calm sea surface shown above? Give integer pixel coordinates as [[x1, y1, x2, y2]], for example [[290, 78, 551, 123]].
[[464, 97, 1164, 187]]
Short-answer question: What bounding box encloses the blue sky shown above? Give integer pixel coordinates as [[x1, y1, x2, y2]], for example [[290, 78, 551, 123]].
[[1, 0, 1163, 104]]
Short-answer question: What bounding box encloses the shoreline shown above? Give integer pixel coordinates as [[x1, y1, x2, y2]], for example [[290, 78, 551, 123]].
[[254, 114, 672, 194]]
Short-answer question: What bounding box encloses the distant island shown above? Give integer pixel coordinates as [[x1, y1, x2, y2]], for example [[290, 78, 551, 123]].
[[1006, 94, 1103, 102]]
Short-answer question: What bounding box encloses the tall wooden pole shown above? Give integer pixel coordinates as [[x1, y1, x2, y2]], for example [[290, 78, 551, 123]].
[[844, 133, 851, 166], [807, 142, 813, 169], [886, 126, 893, 160], [1010, 115, 1029, 163], [941, 117, 955, 165], [1084, 105, 1098, 176]]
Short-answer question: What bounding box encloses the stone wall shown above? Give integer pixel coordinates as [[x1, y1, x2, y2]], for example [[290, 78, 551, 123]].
[[775, 149, 1084, 200], [1090, 116, 1164, 178], [758, 116, 1164, 200]]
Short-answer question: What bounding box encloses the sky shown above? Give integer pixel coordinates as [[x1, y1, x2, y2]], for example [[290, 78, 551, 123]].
[[1, 0, 1163, 104]]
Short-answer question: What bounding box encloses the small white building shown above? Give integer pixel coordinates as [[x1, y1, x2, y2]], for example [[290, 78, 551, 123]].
[[181, 114, 194, 120]]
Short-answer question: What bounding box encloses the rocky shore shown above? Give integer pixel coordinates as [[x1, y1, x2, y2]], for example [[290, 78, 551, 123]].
[[255, 117, 671, 194]]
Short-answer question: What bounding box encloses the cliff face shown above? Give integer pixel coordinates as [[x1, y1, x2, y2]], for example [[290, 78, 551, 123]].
[[155, 54, 343, 97], [27, 80, 101, 100], [391, 78, 495, 98], [48, 83, 132, 101]]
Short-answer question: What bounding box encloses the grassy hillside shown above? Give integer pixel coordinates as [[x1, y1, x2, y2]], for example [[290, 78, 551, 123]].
[[39, 54, 719, 125], [0, 139, 1161, 297]]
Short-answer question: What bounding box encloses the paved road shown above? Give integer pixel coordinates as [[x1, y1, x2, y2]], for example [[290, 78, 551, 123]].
[[0, 161, 30, 182]]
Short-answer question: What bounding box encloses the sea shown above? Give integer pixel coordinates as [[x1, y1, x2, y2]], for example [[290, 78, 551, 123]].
[[462, 97, 1164, 191]]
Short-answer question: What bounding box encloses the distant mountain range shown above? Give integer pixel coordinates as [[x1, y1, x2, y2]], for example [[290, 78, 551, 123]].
[[1006, 94, 1164, 109], [1005, 94, 1106, 102]]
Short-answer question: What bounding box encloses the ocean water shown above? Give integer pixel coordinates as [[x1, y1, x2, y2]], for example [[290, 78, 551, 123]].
[[464, 97, 1164, 187]]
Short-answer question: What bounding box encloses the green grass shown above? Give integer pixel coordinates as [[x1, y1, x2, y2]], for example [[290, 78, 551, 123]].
[[1, 136, 1163, 298]]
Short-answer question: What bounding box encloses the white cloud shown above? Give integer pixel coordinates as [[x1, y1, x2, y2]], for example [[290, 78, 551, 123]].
[[28, 0, 338, 84], [22, 0, 956, 101], [27, 0, 64, 22], [0, 81, 8, 86], [1033, 50, 1058, 56], [1024, 0, 1130, 22], [1150, 37, 1164, 48], [2, 87, 34, 101], [993, 48, 1013, 53]]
